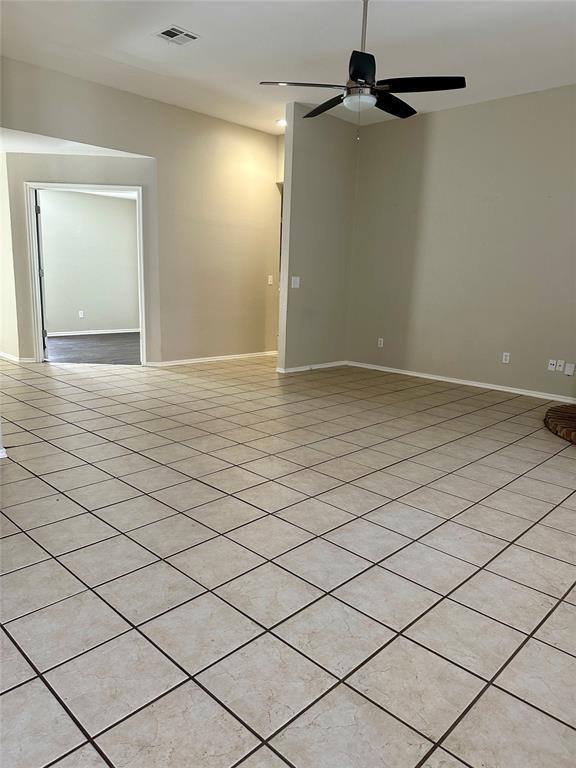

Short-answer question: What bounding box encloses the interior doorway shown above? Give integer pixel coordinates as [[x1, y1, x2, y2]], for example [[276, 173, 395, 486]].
[[26, 183, 146, 365]]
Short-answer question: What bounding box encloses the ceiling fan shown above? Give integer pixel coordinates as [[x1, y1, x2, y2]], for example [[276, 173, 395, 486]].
[[260, 0, 466, 119]]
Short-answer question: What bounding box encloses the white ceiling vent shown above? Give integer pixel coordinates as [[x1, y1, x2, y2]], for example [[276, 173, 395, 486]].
[[156, 26, 198, 45]]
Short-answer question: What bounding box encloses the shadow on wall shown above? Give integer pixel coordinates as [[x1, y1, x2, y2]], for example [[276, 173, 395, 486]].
[[348, 114, 431, 369]]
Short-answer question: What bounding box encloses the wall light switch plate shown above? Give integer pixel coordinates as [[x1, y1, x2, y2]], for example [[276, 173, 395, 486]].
[[565, 362, 575, 376], [547, 359, 557, 372], [78, 310, 85, 319], [556, 360, 565, 372], [267, 275, 274, 286], [377, 338, 384, 348], [501, 352, 510, 364], [291, 276, 300, 289]]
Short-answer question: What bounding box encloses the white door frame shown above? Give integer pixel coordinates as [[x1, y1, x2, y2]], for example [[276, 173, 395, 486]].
[[24, 182, 147, 365]]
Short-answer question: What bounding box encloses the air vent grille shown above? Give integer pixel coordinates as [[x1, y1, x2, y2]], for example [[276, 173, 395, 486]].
[[156, 26, 198, 45]]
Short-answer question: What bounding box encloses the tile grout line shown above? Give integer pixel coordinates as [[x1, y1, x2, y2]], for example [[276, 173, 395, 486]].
[[1, 358, 574, 767], [413, 575, 576, 767], [3, 388, 572, 660]]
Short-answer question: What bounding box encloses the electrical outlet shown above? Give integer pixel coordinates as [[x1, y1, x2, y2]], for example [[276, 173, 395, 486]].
[[556, 360, 565, 372], [565, 362, 575, 376], [377, 338, 384, 348], [267, 275, 274, 286], [547, 359, 557, 372], [501, 352, 510, 364], [78, 310, 85, 319]]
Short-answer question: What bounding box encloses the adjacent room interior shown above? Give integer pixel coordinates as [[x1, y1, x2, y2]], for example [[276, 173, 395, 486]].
[[0, 2, 575, 767], [36, 187, 142, 365]]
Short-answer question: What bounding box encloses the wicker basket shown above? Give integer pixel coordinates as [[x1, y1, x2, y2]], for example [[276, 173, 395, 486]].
[[544, 404, 576, 445]]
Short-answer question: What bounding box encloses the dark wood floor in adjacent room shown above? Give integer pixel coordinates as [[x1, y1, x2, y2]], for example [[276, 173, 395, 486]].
[[45, 333, 141, 365]]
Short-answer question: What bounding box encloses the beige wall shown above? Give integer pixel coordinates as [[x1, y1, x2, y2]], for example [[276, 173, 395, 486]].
[[280, 88, 575, 397], [4, 153, 159, 360], [348, 85, 576, 398], [1, 57, 280, 362], [276, 136, 285, 183], [39, 190, 139, 334], [4, 56, 573, 396], [0, 153, 19, 358], [279, 102, 356, 369]]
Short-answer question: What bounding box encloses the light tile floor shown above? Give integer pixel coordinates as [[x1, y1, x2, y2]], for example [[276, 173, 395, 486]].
[[0, 355, 575, 768]]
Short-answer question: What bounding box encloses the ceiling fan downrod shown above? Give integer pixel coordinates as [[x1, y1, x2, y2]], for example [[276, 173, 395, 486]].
[[360, 0, 369, 52]]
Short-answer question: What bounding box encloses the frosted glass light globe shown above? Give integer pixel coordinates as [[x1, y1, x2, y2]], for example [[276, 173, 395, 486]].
[[343, 92, 377, 111]]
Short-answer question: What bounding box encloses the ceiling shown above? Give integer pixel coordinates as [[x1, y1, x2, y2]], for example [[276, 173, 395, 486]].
[[0, 128, 148, 156], [2, 1, 575, 134]]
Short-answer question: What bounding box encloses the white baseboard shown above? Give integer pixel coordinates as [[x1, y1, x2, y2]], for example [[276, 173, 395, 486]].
[[347, 361, 576, 404], [3, 344, 571, 403], [276, 361, 349, 374], [275, 357, 575, 403], [47, 329, 140, 337], [0, 351, 20, 363], [0, 351, 36, 363], [147, 351, 277, 367]]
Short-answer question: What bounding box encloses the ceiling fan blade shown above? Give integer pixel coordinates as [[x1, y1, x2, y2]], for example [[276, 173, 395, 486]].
[[260, 81, 345, 89], [303, 94, 345, 118], [376, 76, 466, 93], [349, 50, 376, 84], [375, 92, 417, 119]]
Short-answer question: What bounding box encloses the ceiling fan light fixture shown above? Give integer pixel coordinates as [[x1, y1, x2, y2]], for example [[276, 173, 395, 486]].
[[343, 92, 377, 112], [259, 0, 466, 120]]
